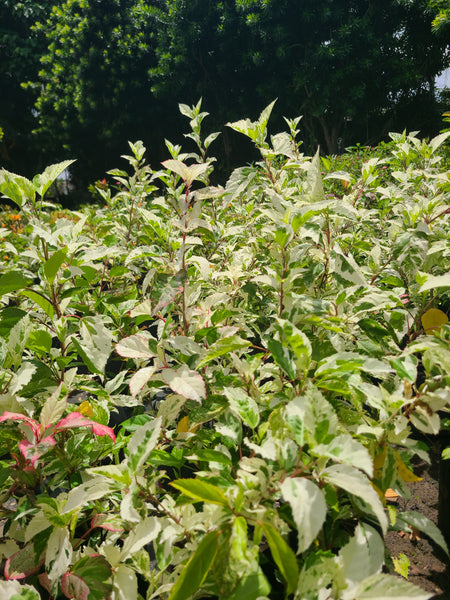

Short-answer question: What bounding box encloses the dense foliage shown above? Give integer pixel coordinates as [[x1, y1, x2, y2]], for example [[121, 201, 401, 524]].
[[0, 101, 449, 599], [1, 1, 449, 186]]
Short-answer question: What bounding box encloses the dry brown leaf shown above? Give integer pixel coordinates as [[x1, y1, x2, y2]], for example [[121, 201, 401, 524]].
[[385, 488, 399, 502]]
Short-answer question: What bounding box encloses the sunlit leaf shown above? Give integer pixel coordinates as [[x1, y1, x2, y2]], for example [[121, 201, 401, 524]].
[[170, 479, 229, 506]]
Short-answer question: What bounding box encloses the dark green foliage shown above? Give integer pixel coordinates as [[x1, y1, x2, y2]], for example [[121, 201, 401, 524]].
[[1, 0, 449, 191], [0, 1, 54, 176], [30, 0, 164, 187]]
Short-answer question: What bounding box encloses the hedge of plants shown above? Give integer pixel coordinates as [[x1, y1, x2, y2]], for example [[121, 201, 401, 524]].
[[0, 101, 449, 599]]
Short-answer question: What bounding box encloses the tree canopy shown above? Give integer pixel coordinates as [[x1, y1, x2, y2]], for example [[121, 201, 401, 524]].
[[152, 0, 449, 154], [0, 1, 54, 175], [1, 0, 449, 187], [29, 0, 163, 185]]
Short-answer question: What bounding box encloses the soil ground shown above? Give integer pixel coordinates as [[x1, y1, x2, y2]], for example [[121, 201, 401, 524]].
[[384, 440, 450, 599]]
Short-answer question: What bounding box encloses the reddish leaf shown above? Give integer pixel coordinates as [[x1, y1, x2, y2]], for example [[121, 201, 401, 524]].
[[38, 572, 53, 594], [55, 412, 116, 441], [91, 513, 125, 533], [4, 543, 44, 580], [63, 555, 113, 600], [0, 412, 40, 440], [61, 572, 90, 600], [18, 435, 56, 467]]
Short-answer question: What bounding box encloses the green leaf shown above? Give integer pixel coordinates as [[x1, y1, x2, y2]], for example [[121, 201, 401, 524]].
[[393, 553, 410, 579], [225, 571, 271, 600], [167, 530, 219, 600], [61, 572, 90, 600], [62, 555, 112, 600], [196, 335, 251, 368], [4, 543, 44, 579], [281, 478, 327, 553], [261, 522, 299, 594], [223, 386, 260, 429], [20, 290, 55, 319], [267, 337, 296, 379], [6, 582, 41, 599], [33, 160, 76, 198], [170, 479, 229, 506], [0, 272, 33, 297], [27, 329, 53, 355], [322, 464, 388, 533], [0, 170, 35, 208], [43, 247, 68, 285], [272, 319, 312, 374], [185, 449, 232, 465], [355, 573, 433, 599], [389, 355, 418, 382], [395, 511, 448, 555]]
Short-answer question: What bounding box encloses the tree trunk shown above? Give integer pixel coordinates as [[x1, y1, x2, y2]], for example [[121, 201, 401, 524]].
[[318, 116, 340, 155]]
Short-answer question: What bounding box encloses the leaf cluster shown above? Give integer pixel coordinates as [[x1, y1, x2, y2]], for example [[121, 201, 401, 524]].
[[0, 101, 449, 599]]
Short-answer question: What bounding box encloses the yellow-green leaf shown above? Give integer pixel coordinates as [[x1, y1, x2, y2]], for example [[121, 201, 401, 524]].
[[421, 308, 448, 333]]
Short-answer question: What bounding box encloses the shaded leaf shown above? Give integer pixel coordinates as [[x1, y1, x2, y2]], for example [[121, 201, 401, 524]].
[[261, 522, 299, 594], [167, 531, 219, 600]]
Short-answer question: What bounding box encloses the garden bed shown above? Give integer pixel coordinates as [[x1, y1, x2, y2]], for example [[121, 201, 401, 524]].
[[385, 442, 450, 598]]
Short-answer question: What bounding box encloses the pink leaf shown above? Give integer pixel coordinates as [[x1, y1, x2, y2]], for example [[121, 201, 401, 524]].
[[91, 513, 124, 533], [0, 411, 40, 441], [55, 412, 116, 442], [18, 436, 56, 467], [61, 572, 90, 600], [4, 543, 44, 580], [38, 572, 53, 595]]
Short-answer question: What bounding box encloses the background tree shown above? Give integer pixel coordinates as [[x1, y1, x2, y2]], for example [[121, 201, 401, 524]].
[[427, 0, 450, 33], [152, 0, 449, 155], [30, 0, 163, 189], [0, 0, 54, 176], [4, 0, 449, 192]]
